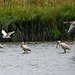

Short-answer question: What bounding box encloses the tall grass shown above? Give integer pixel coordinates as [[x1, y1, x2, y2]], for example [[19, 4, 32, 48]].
[[0, 0, 75, 41]]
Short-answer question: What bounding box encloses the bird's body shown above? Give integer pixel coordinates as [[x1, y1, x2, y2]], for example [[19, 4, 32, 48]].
[[68, 22, 75, 33], [0, 44, 3, 48], [56, 41, 71, 53], [64, 21, 75, 33], [21, 42, 31, 53], [1, 30, 15, 38], [59, 43, 71, 50]]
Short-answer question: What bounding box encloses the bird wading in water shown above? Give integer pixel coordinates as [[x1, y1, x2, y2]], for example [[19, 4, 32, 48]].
[[56, 41, 71, 53], [20, 42, 31, 54]]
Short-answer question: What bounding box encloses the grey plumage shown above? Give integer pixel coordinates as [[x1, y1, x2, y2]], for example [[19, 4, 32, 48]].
[[68, 22, 75, 33], [64, 21, 75, 33]]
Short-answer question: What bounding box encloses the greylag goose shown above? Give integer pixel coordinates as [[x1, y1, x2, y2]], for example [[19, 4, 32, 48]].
[[56, 41, 71, 53], [1, 30, 15, 38]]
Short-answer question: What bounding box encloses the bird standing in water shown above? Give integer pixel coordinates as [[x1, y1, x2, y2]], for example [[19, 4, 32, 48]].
[[20, 42, 31, 54], [56, 41, 71, 53]]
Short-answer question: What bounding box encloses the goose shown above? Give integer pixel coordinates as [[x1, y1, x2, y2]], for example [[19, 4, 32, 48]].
[[56, 41, 71, 53], [64, 21, 75, 33], [1, 30, 15, 38], [20, 42, 31, 53], [0, 44, 3, 48]]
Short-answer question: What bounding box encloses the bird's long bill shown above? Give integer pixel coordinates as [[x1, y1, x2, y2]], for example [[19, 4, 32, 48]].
[[68, 25, 75, 33], [56, 43, 58, 48]]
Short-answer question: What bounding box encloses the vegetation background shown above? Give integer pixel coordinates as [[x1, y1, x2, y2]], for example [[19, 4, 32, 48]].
[[0, 0, 75, 42]]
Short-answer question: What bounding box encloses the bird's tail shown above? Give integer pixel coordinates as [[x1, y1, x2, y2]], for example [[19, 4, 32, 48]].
[[69, 48, 71, 50]]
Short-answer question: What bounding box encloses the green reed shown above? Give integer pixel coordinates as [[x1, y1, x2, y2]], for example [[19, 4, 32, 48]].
[[0, 1, 75, 41]]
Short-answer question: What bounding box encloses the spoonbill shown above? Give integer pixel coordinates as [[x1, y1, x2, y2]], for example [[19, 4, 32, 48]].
[[1, 30, 15, 38], [64, 21, 75, 33], [56, 41, 71, 53], [20, 42, 31, 54]]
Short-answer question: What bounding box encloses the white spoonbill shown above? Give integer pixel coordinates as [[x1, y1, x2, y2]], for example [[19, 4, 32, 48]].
[[20, 42, 31, 53], [1, 30, 15, 38], [56, 41, 71, 53]]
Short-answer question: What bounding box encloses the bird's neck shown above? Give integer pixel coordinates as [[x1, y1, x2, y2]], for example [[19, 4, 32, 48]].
[[59, 43, 62, 46], [66, 21, 75, 24], [21, 44, 24, 47]]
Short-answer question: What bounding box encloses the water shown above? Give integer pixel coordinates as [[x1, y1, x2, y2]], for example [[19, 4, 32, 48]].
[[0, 41, 75, 75]]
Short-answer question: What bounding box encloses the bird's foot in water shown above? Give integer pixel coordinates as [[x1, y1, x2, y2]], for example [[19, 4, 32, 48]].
[[22, 51, 31, 54], [59, 51, 66, 54]]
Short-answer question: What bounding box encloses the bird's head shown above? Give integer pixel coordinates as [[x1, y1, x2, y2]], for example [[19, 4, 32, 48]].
[[56, 40, 61, 48], [22, 42, 24, 45], [20, 42, 24, 48]]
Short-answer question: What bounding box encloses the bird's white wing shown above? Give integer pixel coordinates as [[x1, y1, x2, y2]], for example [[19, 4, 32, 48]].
[[1, 30, 7, 36], [7, 31, 15, 36], [23, 45, 30, 49], [61, 43, 71, 49]]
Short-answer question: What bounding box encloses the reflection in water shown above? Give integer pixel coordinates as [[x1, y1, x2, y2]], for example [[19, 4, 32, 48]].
[[71, 56, 75, 61], [0, 42, 75, 75], [22, 51, 31, 54]]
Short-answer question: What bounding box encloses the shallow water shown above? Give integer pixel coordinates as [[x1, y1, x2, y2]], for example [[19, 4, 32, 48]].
[[0, 41, 75, 75]]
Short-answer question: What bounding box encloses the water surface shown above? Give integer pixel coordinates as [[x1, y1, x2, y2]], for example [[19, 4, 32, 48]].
[[0, 41, 75, 75]]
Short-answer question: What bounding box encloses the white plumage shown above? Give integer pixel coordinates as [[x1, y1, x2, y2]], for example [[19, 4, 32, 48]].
[[2, 30, 7, 36], [21, 42, 31, 53], [0, 44, 3, 48], [1, 30, 15, 38], [56, 41, 71, 53]]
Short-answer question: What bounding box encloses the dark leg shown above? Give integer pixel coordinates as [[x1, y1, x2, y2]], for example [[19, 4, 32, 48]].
[[23, 51, 28, 54], [64, 49, 66, 53]]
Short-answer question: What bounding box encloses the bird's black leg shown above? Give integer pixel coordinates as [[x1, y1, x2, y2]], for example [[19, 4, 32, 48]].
[[23, 51, 28, 54], [23, 51, 27, 54], [64, 49, 66, 53]]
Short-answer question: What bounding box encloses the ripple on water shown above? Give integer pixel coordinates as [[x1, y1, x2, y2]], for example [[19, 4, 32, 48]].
[[0, 42, 75, 75]]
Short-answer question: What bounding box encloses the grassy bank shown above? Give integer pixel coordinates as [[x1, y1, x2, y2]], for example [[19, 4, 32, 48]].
[[0, 0, 75, 42]]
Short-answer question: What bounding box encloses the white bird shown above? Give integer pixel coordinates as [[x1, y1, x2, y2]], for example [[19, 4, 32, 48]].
[[1, 30, 15, 38], [56, 41, 71, 53], [20, 42, 31, 53], [0, 44, 3, 48], [64, 21, 75, 33]]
